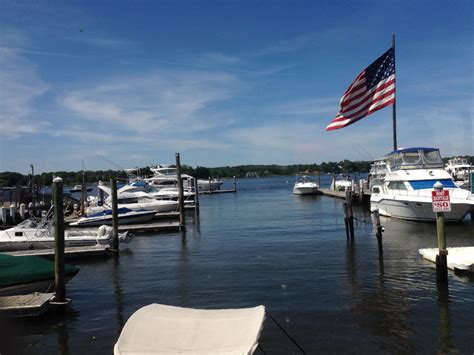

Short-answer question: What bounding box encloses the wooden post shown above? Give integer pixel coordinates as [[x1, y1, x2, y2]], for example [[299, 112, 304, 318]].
[[345, 189, 354, 240], [30, 164, 35, 215], [98, 181, 104, 206], [332, 173, 336, 191], [374, 209, 383, 240], [110, 179, 119, 252], [317, 171, 321, 188], [343, 202, 349, 240], [80, 182, 86, 216], [175, 153, 185, 230], [233, 176, 237, 192], [358, 180, 363, 204], [53, 177, 66, 303], [193, 178, 199, 209], [434, 182, 448, 283]]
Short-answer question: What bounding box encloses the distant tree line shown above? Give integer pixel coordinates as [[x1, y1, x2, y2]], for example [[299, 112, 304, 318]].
[[1, 156, 472, 187]]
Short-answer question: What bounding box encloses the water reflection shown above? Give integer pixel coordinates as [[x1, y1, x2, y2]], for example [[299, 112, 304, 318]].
[[345, 240, 415, 352], [436, 281, 453, 352], [112, 255, 125, 337]]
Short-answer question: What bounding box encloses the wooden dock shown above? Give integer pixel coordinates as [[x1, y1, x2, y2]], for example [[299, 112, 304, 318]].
[[4, 245, 109, 259], [0, 292, 55, 317], [319, 189, 346, 199], [68, 221, 181, 234], [419, 247, 474, 272], [200, 189, 236, 195]]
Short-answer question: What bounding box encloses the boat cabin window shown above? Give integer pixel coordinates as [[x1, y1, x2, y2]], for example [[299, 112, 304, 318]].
[[117, 197, 139, 204], [387, 181, 407, 190], [372, 187, 380, 194]]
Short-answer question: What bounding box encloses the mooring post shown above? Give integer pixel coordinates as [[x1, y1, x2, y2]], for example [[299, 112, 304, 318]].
[[110, 178, 119, 252], [332, 173, 336, 191], [0, 207, 6, 224], [175, 153, 185, 230], [80, 183, 86, 216], [345, 189, 354, 240], [233, 176, 237, 192], [434, 182, 448, 283], [193, 178, 200, 209], [53, 177, 66, 303], [374, 209, 383, 241], [317, 171, 321, 188], [343, 202, 349, 240], [10, 205, 16, 224]]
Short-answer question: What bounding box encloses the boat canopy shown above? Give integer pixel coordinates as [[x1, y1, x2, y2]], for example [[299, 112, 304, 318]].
[[387, 147, 444, 170]]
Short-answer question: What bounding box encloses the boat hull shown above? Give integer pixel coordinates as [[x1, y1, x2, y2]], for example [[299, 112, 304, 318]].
[[293, 186, 319, 195], [370, 197, 473, 222], [71, 211, 155, 227]]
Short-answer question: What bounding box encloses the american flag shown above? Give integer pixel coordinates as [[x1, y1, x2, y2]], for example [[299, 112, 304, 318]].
[[326, 47, 395, 131]]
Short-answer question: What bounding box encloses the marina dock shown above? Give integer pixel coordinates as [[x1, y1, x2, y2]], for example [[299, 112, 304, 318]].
[[419, 247, 474, 272], [3, 245, 110, 259], [0, 292, 55, 317]]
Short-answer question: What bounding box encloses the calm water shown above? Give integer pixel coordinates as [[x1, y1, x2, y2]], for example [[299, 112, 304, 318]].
[[5, 176, 474, 354]]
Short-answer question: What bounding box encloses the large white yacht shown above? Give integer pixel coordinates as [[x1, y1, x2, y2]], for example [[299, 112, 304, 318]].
[[145, 165, 224, 192], [370, 147, 474, 222]]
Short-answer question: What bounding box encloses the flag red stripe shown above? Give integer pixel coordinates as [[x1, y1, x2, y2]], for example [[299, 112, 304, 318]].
[[326, 98, 395, 131], [341, 75, 395, 110], [331, 89, 395, 123], [341, 80, 395, 114]]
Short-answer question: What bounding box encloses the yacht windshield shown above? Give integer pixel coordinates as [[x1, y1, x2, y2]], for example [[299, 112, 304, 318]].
[[388, 148, 444, 170]]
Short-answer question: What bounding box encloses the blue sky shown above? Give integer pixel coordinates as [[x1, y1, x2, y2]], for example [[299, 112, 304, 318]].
[[1, 0, 472, 174]]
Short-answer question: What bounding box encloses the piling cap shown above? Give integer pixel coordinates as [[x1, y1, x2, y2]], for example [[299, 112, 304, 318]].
[[53, 176, 63, 183], [433, 181, 443, 190]]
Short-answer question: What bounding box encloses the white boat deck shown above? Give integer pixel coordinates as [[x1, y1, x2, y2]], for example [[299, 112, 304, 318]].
[[419, 247, 474, 272]]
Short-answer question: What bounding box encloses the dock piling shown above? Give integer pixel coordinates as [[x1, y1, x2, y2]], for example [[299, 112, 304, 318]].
[[345, 190, 354, 240], [343, 202, 349, 239], [193, 178, 200, 208], [110, 179, 119, 252], [233, 176, 237, 192], [53, 177, 66, 303], [434, 182, 448, 283], [175, 153, 185, 230]]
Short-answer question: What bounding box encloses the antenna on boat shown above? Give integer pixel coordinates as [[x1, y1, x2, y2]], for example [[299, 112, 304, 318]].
[[392, 33, 397, 151]]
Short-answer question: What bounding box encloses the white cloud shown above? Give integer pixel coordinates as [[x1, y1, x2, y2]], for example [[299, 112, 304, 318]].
[[59, 69, 239, 135], [0, 49, 50, 137]]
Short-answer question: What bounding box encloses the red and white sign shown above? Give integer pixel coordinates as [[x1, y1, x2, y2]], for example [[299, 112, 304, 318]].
[[432, 190, 451, 212]]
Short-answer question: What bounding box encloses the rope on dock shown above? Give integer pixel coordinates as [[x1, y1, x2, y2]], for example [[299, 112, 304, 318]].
[[267, 313, 306, 354]]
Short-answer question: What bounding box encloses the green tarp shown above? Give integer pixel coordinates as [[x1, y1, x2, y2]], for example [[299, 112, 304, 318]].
[[0, 253, 79, 288]]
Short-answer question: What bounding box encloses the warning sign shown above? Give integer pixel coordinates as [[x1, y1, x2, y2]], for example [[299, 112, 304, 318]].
[[432, 190, 451, 213]]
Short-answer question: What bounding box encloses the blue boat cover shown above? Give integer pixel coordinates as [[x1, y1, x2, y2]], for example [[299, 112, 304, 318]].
[[409, 179, 457, 190]]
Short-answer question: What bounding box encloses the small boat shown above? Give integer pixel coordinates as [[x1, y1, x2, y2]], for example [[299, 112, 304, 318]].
[[370, 147, 474, 222], [69, 185, 93, 193], [197, 178, 225, 192], [69, 207, 156, 227], [0, 253, 79, 296], [293, 175, 319, 195], [330, 175, 352, 191], [445, 157, 473, 190], [114, 303, 265, 355], [0, 217, 129, 251]]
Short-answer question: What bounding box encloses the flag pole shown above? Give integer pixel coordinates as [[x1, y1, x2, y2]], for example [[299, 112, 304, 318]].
[[392, 33, 397, 151]]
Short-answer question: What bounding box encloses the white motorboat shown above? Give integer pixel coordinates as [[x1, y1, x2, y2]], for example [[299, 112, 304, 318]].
[[370, 147, 474, 222], [293, 175, 319, 195], [0, 217, 129, 251], [70, 207, 156, 227], [197, 178, 225, 192], [87, 184, 179, 214], [330, 175, 352, 191], [146, 164, 223, 193], [445, 157, 472, 190], [69, 185, 93, 193]]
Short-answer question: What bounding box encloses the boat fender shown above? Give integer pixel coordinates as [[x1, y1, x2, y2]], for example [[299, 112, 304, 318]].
[[97, 225, 108, 237]]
